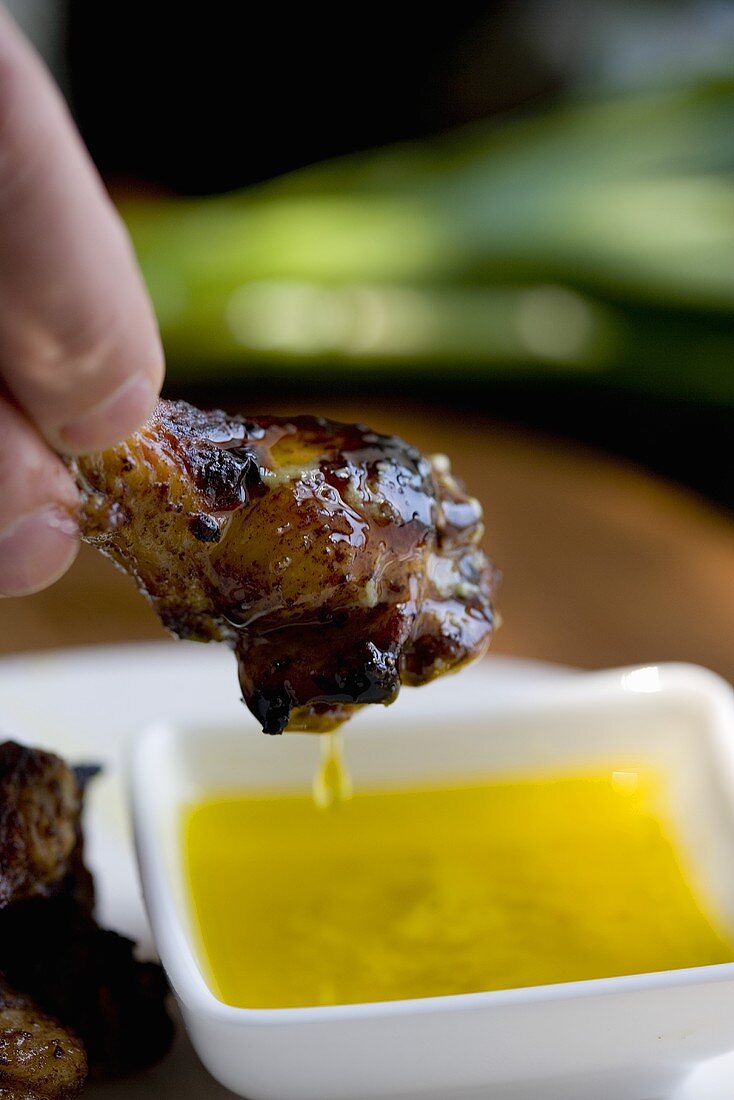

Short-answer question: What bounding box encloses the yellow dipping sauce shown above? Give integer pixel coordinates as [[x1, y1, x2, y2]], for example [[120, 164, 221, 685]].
[[183, 769, 734, 1009]]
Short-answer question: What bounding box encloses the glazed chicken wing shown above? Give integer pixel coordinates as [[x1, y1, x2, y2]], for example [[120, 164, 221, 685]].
[[0, 744, 80, 909], [0, 976, 87, 1099], [71, 400, 496, 734], [0, 898, 173, 1081], [0, 742, 173, 1086]]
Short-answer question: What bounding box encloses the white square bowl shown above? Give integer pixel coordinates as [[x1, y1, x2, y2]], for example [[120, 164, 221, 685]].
[[130, 663, 734, 1100]]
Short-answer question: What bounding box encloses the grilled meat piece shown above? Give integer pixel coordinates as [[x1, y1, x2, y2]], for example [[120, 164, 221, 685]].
[[71, 399, 497, 734], [0, 745, 80, 908], [0, 745, 173, 1082], [0, 976, 86, 1099], [0, 897, 173, 1080]]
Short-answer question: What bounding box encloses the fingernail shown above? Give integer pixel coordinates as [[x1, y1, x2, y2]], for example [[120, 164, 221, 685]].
[[57, 373, 157, 453], [0, 506, 79, 597]]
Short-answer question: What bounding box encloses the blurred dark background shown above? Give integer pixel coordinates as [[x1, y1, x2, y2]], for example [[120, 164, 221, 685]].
[[66, 3, 563, 195], [12, 1, 734, 508]]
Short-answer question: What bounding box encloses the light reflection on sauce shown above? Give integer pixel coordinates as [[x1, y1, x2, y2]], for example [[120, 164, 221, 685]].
[[184, 766, 734, 1010]]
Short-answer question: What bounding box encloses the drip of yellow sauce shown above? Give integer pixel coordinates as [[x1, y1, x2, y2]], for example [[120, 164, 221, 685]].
[[312, 732, 352, 809], [183, 768, 734, 1009]]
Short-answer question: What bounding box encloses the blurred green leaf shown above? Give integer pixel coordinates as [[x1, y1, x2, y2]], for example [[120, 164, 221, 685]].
[[122, 82, 734, 403]]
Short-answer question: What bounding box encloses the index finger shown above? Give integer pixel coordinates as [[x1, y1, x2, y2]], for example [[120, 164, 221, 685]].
[[0, 6, 164, 454]]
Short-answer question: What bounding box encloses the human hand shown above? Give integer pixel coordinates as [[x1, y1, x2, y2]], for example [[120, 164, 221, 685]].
[[0, 6, 163, 596]]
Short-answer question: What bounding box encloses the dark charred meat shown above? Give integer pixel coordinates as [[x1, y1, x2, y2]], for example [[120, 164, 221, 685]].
[[0, 744, 173, 1087], [0, 976, 87, 1099], [71, 400, 497, 734], [0, 745, 80, 909], [0, 899, 173, 1081]]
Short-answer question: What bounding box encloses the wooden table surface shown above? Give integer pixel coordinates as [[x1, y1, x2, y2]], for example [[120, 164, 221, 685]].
[[3, 399, 734, 683]]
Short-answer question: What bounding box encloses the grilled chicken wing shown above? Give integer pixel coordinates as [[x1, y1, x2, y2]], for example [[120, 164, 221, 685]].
[[0, 977, 87, 1099], [0, 899, 173, 1081], [71, 400, 496, 734], [0, 745, 80, 909], [0, 743, 173, 1084]]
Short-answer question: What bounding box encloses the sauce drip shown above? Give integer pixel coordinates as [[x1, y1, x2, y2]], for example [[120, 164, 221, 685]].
[[184, 768, 734, 1009], [312, 733, 353, 809]]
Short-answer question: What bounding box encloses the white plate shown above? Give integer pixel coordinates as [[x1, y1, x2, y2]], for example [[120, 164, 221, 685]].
[[0, 642, 732, 1099]]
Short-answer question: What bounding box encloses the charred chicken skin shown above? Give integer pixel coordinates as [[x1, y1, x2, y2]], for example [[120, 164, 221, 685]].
[[0, 744, 80, 909], [71, 399, 496, 734], [0, 977, 87, 1100], [0, 742, 172, 1094]]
